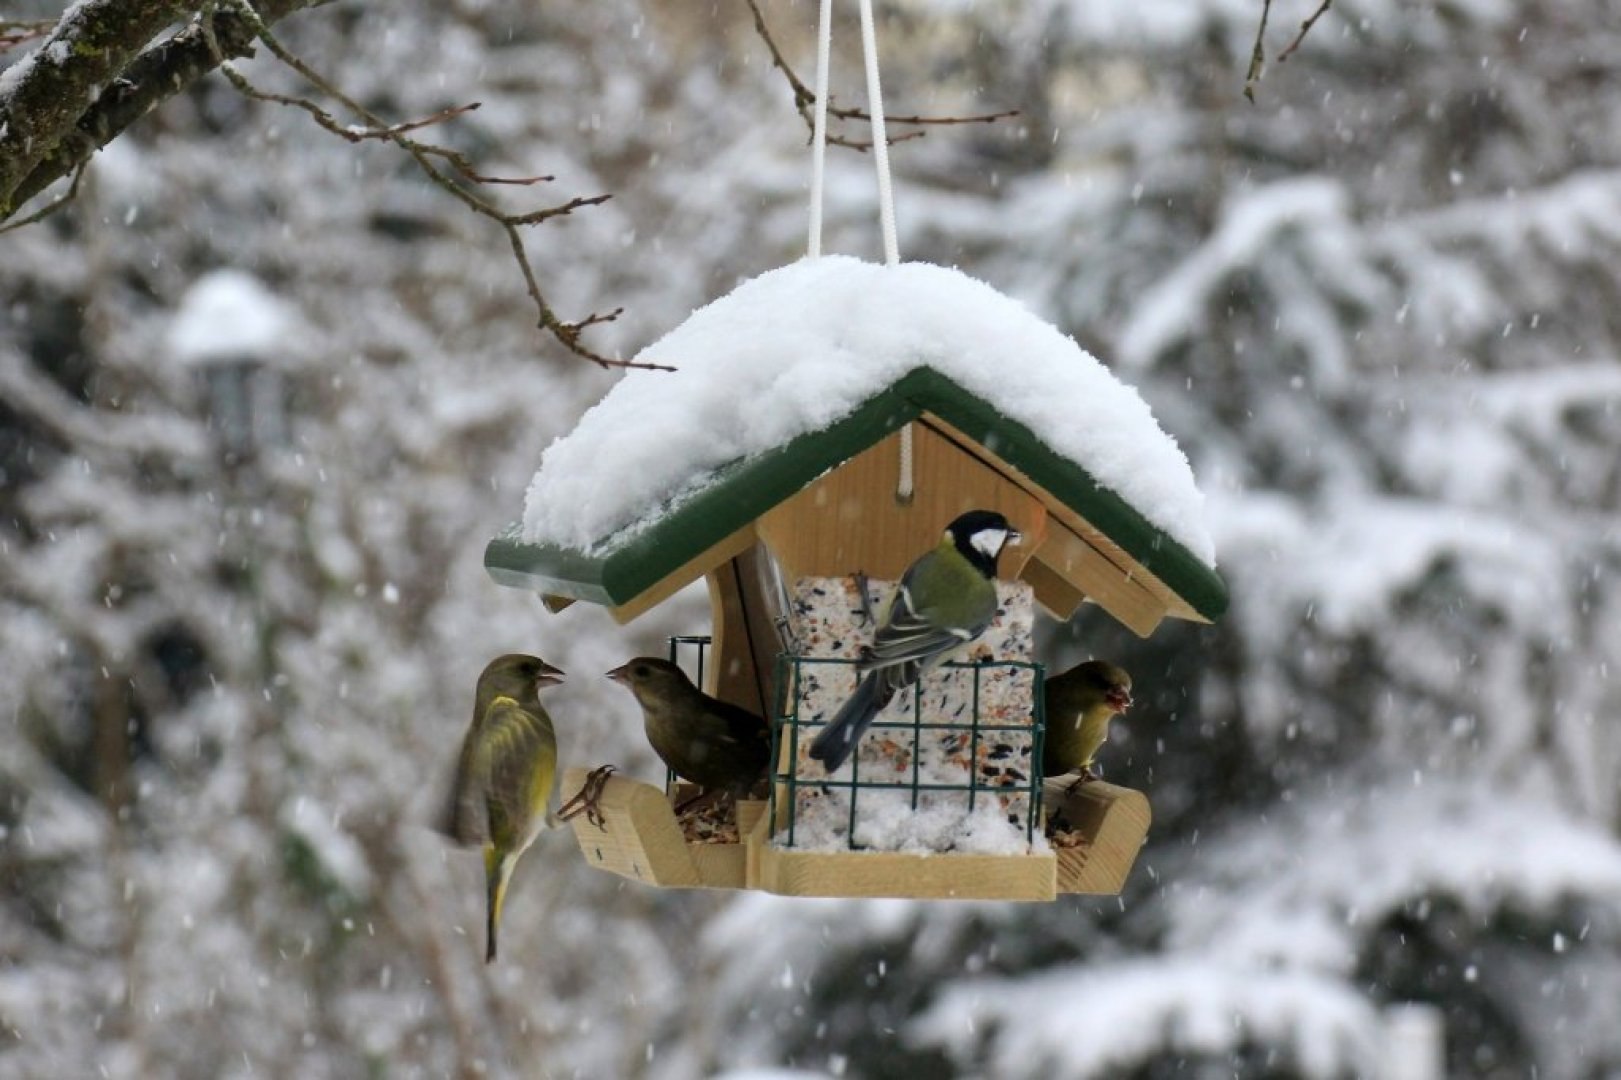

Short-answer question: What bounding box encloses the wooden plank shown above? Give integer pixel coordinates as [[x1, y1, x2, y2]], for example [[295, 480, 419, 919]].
[[1019, 554, 1087, 622], [755, 841, 1057, 901], [686, 799, 767, 888], [1044, 779, 1151, 895], [703, 545, 785, 720], [747, 802, 1056, 900], [560, 767, 700, 887], [924, 414, 1207, 625], [1028, 525, 1167, 638], [756, 423, 1047, 584], [606, 524, 756, 625]]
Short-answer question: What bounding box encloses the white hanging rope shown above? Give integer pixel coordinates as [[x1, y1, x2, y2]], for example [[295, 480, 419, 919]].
[[806, 0, 834, 258], [856, 0, 900, 267], [804, 0, 911, 499], [855, 0, 910, 498]]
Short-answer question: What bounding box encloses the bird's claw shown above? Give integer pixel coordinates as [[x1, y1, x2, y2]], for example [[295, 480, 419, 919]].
[[558, 764, 617, 829], [1063, 766, 1100, 795]]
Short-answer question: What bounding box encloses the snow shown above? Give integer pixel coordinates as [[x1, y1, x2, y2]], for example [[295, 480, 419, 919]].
[[911, 960, 1382, 1078], [522, 256, 1216, 566], [1168, 780, 1621, 974], [168, 270, 302, 367]]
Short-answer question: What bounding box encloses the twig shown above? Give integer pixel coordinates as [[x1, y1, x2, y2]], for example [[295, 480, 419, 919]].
[[0, 161, 88, 234], [743, 0, 1016, 152], [208, 0, 659, 370], [1243, 0, 1273, 103], [1278, 0, 1333, 62], [0, 18, 53, 51]]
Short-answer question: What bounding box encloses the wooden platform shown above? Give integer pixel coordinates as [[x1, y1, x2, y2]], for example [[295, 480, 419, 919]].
[[562, 768, 1151, 899], [560, 767, 763, 890], [1044, 778, 1152, 895], [748, 809, 1058, 900]]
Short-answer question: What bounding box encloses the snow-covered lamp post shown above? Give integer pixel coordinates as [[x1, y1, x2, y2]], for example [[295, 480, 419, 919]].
[[169, 269, 300, 467]]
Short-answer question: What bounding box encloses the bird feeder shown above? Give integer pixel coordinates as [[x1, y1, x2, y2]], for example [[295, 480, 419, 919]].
[[487, 259, 1227, 902]]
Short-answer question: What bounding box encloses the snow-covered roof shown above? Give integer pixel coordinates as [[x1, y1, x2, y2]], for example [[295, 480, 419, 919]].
[[523, 256, 1215, 567], [168, 269, 301, 367]]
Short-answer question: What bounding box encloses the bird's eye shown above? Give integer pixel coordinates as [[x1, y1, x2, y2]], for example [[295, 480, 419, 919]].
[[635, 664, 650, 677]]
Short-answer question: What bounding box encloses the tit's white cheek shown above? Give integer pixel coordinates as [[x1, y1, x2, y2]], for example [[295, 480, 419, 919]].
[[970, 528, 1008, 559]]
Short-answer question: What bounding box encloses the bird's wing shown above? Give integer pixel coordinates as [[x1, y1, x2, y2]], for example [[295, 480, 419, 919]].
[[443, 720, 490, 845], [480, 699, 559, 848], [865, 570, 989, 669], [709, 697, 772, 766]]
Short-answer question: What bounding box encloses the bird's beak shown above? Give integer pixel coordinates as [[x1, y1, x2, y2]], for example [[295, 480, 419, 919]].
[[605, 664, 629, 685], [1107, 686, 1132, 713], [1006, 528, 1024, 547], [536, 662, 565, 688]]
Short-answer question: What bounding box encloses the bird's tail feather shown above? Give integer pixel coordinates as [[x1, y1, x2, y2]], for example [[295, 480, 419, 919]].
[[484, 848, 517, 964], [808, 673, 893, 773]]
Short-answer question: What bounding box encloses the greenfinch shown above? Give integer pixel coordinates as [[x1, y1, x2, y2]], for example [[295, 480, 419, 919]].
[[606, 658, 770, 800], [442, 653, 564, 963], [809, 509, 1020, 773], [1042, 660, 1132, 787]]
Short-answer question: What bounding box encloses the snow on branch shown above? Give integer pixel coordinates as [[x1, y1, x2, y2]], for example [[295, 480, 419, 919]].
[[911, 960, 1381, 1079], [0, 0, 322, 220]]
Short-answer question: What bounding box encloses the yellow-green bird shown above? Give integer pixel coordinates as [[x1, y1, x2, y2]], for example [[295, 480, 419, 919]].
[[1042, 660, 1132, 788], [442, 653, 564, 963]]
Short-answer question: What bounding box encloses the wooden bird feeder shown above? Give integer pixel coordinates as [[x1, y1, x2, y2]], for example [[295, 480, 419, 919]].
[[488, 364, 1227, 901]]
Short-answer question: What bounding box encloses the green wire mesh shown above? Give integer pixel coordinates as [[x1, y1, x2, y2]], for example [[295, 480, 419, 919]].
[[770, 654, 1048, 850], [667, 635, 1049, 849]]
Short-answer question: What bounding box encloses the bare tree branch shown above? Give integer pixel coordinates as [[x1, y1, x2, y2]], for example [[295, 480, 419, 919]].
[[743, 0, 1015, 152], [1246, 0, 1335, 99], [1278, 0, 1334, 63], [1244, 0, 1274, 103], [0, 161, 88, 234], [208, 1, 655, 370]]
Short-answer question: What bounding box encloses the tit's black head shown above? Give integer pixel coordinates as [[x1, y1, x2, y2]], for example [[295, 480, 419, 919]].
[[943, 509, 1019, 577]]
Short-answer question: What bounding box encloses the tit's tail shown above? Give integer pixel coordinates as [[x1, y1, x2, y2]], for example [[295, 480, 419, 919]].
[[484, 847, 519, 964], [808, 672, 893, 773]]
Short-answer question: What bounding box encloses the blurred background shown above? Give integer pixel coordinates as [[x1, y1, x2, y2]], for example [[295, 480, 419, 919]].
[[4, 0, 1620, 1076]]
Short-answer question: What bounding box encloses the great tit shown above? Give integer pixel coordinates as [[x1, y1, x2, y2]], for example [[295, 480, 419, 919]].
[[442, 654, 564, 963], [606, 657, 771, 800], [1042, 659, 1132, 787], [809, 508, 1020, 773]]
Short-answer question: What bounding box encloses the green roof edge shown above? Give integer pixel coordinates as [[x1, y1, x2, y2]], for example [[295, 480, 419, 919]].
[[485, 367, 1228, 621]]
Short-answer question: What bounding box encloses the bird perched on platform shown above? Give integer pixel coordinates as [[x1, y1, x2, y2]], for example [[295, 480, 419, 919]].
[[809, 508, 1021, 774], [606, 657, 771, 801], [1042, 660, 1132, 789], [442, 653, 564, 963]]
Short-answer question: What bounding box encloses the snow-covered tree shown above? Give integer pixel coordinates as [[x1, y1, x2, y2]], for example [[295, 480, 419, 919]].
[[5, 1, 1621, 1078]]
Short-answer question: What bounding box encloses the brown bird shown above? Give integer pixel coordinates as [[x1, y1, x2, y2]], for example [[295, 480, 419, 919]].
[[442, 653, 564, 963], [1042, 660, 1132, 789], [606, 657, 771, 802]]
